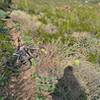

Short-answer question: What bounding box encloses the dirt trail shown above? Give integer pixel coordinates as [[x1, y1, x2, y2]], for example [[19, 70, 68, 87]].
[[5, 19, 23, 48], [7, 67, 35, 100], [4, 19, 36, 100]]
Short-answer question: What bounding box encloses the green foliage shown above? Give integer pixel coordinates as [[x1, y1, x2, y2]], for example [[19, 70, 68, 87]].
[[31, 58, 37, 67], [23, 35, 33, 45], [0, 20, 4, 27], [0, 96, 3, 100], [0, 20, 14, 88], [0, 34, 14, 57], [13, 0, 100, 33], [0, 69, 12, 86], [96, 32, 100, 39], [33, 74, 57, 100], [31, 72, 38, 79], [16, 0, 100, 45], [0, 0, 11, 10], [17, 0, 29, 11], [22, 32, 33, 45], [87, 51, 99, 64], [0, 1, 100, 99], [0, 10, 7, 19]]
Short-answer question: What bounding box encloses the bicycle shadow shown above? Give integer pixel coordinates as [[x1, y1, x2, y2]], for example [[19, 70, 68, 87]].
[[51, 66, 87, 100]]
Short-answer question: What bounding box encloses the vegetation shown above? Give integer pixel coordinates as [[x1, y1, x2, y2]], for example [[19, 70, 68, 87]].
[[0, 0, 100, 100]]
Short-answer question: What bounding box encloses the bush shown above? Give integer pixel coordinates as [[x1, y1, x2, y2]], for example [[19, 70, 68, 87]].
[[0, 0, 11, 10]]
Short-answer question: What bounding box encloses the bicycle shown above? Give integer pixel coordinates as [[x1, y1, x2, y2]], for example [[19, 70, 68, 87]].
[[3, 45, 40, 72]]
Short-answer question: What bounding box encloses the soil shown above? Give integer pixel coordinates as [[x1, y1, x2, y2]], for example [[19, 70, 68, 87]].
[[8, 66, 35, 100], [0, 19, 36, 100]]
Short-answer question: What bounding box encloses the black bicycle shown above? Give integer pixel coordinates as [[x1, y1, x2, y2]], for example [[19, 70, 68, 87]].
[[3, 45, 40, 72]]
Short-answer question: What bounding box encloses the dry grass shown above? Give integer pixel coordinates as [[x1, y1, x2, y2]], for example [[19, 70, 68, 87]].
[[10, 10, 41, 33]]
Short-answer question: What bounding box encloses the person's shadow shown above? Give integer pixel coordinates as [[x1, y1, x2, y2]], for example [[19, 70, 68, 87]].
[[51, 66, 87, 100]]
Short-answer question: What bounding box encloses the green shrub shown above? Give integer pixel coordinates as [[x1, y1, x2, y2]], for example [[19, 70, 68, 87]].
[[13, 0, 100, 33], [96, 32, 100, 39], [0, 96, 3, 100], [0, 20, 14, 88], [34, 74, 57, 100], [87, 51, 99, 64], [0, 0, 11, 10]]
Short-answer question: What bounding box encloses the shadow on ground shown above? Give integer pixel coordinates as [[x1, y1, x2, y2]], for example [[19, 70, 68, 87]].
[[51, 66, 87, 100]]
